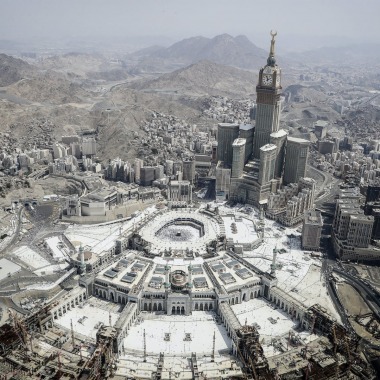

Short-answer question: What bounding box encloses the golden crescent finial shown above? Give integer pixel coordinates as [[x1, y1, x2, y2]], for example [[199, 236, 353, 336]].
[[268, 30, 277, 61]]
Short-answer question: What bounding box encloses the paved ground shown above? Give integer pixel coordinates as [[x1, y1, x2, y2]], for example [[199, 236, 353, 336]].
[[336, 282, 371, 316]]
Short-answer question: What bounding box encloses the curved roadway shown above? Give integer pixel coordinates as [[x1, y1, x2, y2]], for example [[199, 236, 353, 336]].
[[332, 268, 380, 318], [327, 266, 380, 350]]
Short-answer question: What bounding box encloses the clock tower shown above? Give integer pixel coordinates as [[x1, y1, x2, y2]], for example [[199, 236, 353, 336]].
[[253, 31, 282, 159]]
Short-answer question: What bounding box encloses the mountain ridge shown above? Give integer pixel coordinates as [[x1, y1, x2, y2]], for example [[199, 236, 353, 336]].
[[128, 59, 257, 98], [127, 33, 272, 73]]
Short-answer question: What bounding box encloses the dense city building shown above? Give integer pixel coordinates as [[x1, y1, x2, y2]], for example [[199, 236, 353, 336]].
[[332, 194, 380, 260], [283, 137, 309, 185], [219, 33, 310, 208], [302, 210, 323, 250]]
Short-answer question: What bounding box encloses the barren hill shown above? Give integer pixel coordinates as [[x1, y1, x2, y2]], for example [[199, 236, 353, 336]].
[[93, 84, 202, 161], [7, 70, 90, 104], [0, 54, 33, 86], [129, 34, 269, 73], [40, 52, 107, 76], [128, 60, 257, 98], [40, 52, 130, 81]]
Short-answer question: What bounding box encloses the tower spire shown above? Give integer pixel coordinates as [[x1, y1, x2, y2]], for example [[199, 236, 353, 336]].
[[267, 30, 277, 66]]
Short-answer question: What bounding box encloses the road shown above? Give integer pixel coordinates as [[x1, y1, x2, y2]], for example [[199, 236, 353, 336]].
[[0, 206, 24, 256], [307, 165, 341, 217], [332, 267, 380, 318], [321, 259, 380, 350]]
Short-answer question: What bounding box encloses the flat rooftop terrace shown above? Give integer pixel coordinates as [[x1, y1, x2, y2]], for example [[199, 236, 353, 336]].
[[232, 298, 319, 357], [54, 297, 120, 341], [123, 311, 231, 356], [0, 258, 21, 280]]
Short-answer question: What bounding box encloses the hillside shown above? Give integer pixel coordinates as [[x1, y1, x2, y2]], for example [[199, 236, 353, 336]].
[[39, 52, 107, 76], [128, 60, 257, 98], [0, 54, 33, 86], [6, 70, 90, 104], [0, 52, 204, 162], [40, 52, 130, 81], [128, 34, 270, 73]]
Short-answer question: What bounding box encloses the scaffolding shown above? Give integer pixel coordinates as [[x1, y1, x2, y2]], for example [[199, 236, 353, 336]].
[[236, 324, 273, 380]]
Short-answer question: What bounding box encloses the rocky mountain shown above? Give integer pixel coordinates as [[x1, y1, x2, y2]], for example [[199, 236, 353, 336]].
[[127, 34, 270, 72], [0, 53, 92, 104], [7, 70, 89, 104], [128, 60, 257, 98], [0, 54, 33, 86], [40, 52, 130, 81]]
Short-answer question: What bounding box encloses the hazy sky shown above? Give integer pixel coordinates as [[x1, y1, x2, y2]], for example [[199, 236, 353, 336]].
[[1, 0, 379, 50]]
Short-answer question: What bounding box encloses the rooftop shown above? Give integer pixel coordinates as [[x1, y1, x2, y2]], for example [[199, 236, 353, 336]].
[[304, 210, 323, 226], [287, 136, 310, 144], [260, 143, 277, 152], [315, 120, 329, 127], [239, 123, 254, 131], [218, 122, 239, 128], [232, 138, 246, 147], [270, 129, 288, 138]]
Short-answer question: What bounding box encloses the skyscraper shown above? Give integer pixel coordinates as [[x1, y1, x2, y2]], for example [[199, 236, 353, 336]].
[[270, 129, 287, 179], [283, 137, 309, 185], [82, 137, 97, 156], [365, 180, 380, 204], [253, 31, 282, 159], [182, 158, 196, 184], [217, 123, 240, 165], [134, 158, 144, 183], [239, 124, 254, 163], [302, 210, 323, 250], [231, 138, 246, 179], [258, 144, 277, 185]]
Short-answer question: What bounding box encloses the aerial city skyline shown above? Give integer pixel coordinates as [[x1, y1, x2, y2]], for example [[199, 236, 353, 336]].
[[0, 3, 379, 377]]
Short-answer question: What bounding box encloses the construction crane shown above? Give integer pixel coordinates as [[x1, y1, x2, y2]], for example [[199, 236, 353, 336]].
[[332, 323, 338, 355], [234, 341, 251, 380], [8, 310, 28, 353], [71, 319, 75, 348], [345, 336, 352, 371], [79, 342, 83, 363], [56, 350, 62, 377], [310, 312, 317, 335], [305, 361, 312, 380], [91, 344, 103, 380]]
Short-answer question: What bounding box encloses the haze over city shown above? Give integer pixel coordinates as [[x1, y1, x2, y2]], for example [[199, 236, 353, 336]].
[[1, 0, 380, 51]]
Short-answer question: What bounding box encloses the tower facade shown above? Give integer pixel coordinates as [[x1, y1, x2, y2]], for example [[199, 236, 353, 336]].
[[231, 138, 246, 179], [253, 31, 282, 159], [283, 137, 309, 185], [302, 210, 323, 250], [217, 123, 240, 165], [239, 124, 254, 163], [270, 129, 287, 178], [258, 144, 277, 185], [182, 158, 196, 184]]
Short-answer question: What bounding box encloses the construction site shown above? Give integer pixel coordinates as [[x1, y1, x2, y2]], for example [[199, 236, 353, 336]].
[[0, 203, 378, 379], [0, 298, 376, 379]]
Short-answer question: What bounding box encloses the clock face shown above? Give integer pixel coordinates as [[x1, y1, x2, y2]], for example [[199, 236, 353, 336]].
[[262, 74, 273, 86]]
